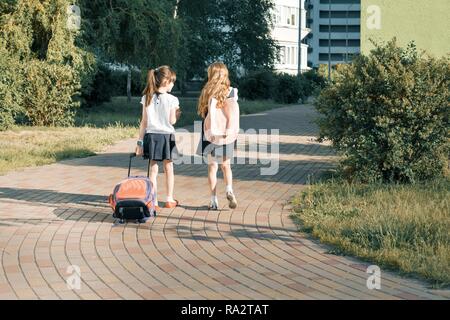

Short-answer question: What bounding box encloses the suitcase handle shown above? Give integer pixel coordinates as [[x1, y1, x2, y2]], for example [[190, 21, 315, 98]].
[[128, 153, 151, 178]]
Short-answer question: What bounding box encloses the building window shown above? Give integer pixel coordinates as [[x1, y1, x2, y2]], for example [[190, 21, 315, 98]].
[[319, 39, 360, 47], [279, 47, 286, 64], [319, 53, 345, 62], [319, 11, 360, 19], [274, 6, 298, 27], [290, 7, 296, 26], [319, 25, 360, 33], [278, 46, 298, 66], [320, 0, 359, 4], [274, 7, 281, 25]]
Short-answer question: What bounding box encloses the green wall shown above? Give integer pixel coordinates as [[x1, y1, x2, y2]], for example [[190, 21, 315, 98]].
[[361, 0, 450, 57]]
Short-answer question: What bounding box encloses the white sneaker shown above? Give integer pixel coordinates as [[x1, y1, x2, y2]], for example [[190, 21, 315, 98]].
[[226, 191, 237, 209], [208, 200, 219, 210]]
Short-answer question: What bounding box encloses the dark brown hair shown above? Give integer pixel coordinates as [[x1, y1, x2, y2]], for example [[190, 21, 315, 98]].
[[142, 65, 176, 107]]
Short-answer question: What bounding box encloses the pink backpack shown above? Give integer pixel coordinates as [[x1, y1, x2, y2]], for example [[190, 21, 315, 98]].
[[204, 88, 240, 145]]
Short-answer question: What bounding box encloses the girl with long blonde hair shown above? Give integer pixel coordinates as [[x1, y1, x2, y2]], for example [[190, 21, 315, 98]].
[[197, 62, 240, 210]]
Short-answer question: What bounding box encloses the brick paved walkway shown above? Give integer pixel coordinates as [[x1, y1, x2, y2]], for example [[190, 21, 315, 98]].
[[0, 104, 448, 300]]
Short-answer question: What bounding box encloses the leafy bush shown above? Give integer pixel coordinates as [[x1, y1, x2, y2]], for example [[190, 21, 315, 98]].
[[238, 69, 325, 104], [239, 70, 277, 100], [317, 63, 343, 83], [81, 64, 114, 106], [0, 46, 23, 130], [302, 69, 327, 96], [273, 73, 305, 104], [0, 0, 95, 129], [22, 60, 79, 126], [316, 39, 450, 183], [82, 64, 145, 107]]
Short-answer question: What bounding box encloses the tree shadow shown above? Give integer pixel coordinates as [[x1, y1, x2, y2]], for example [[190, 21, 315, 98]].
[[0, 187, 108, 208], [0, 186, 305, 243], [58, 152, 336, 184], [277, 142, 335, 156]]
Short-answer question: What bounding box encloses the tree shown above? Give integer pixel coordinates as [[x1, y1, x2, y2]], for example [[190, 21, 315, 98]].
[[177, 0, 224, 79], [221, 0, 278, 75], [0, 0, 95, 129], [78, 0, 185, 102], [177, 0, 278, 80]]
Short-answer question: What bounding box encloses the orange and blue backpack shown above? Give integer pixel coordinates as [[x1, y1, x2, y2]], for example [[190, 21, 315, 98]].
[[108, 153, 156, 224]]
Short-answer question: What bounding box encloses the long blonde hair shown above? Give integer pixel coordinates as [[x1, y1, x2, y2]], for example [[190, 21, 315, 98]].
[[142, 65, 176, 107], [197, 62, 231, 119]]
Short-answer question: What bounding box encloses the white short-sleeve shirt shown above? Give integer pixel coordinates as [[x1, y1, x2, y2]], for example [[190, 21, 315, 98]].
[[141, 93, 179, 134]]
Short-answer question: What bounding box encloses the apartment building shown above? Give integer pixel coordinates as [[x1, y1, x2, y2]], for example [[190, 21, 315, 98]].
[[305, 0, 361, 68], [272, 0, 311, 74]]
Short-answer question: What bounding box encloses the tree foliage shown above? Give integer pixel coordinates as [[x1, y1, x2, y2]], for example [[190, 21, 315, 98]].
[[1, 0, 279, 128], [0, 0, 95, 129], [177, 0, 277, 79]]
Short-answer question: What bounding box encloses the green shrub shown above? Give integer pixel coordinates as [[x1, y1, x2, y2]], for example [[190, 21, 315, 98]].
[[302, 69, 327, 96], [317, 63, 342, 82], [239, 70, 277, 100], [0, 45, 24, 130], [273, 73, 304, 104], [82, 63, 114, 106], [238, 69, 325, 103], [0, 0, 96, 129], [22, 60, 79, 126], [316, 39, 450, 183], [82, 64, 145, 107]]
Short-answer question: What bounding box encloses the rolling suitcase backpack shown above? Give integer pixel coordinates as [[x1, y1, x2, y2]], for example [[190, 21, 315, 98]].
[[108, 153, 156, 224]]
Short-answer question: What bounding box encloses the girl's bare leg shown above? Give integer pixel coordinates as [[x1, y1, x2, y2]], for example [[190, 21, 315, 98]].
[[163, 160, 175, 201], [221, 157, 233, 188], [150, 161, 159, 205], [221, 157, 237, 209], [208, 155, 219, 196]]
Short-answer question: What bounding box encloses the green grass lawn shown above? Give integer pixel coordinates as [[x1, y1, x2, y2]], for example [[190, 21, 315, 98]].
[[0, 96, 290, 175], [290, 176, 450, 288], [0, 125, 137, 176], [75, 96, 288, 128]]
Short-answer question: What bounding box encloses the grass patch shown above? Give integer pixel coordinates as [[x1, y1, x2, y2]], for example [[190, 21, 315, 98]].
[[290, 177, 450, 288], [0, 125, 137, 175]]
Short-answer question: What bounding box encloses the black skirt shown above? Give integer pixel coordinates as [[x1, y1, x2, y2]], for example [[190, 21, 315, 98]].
[[143, 133, 178, 161], [196, 120, 236, 159]]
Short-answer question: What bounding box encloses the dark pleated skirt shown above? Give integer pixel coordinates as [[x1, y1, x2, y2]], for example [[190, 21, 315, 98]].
[[143, 133, 178, 161]]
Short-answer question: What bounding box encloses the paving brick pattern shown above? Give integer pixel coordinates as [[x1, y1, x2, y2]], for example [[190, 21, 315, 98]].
[[0, 104, 448, 300]]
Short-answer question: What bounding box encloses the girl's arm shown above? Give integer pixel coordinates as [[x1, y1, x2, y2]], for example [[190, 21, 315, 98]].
[[169, 106, 180, 125], [138, 104, 148, 140], [136, 105, 147, 155]]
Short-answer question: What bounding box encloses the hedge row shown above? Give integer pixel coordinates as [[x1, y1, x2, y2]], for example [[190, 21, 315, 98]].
[[238, 69, 326, 103]]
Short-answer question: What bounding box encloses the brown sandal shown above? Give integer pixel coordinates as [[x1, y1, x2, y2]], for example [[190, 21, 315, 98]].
[[164, 200, 179, 208]]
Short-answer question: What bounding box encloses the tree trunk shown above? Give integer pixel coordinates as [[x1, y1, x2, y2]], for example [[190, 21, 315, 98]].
[[127, 66, 131, 103], [180, 76, 187, 96]]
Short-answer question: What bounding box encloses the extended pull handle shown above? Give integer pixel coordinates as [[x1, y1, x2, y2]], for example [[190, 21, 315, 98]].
[[128, 152, 150, 178]]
